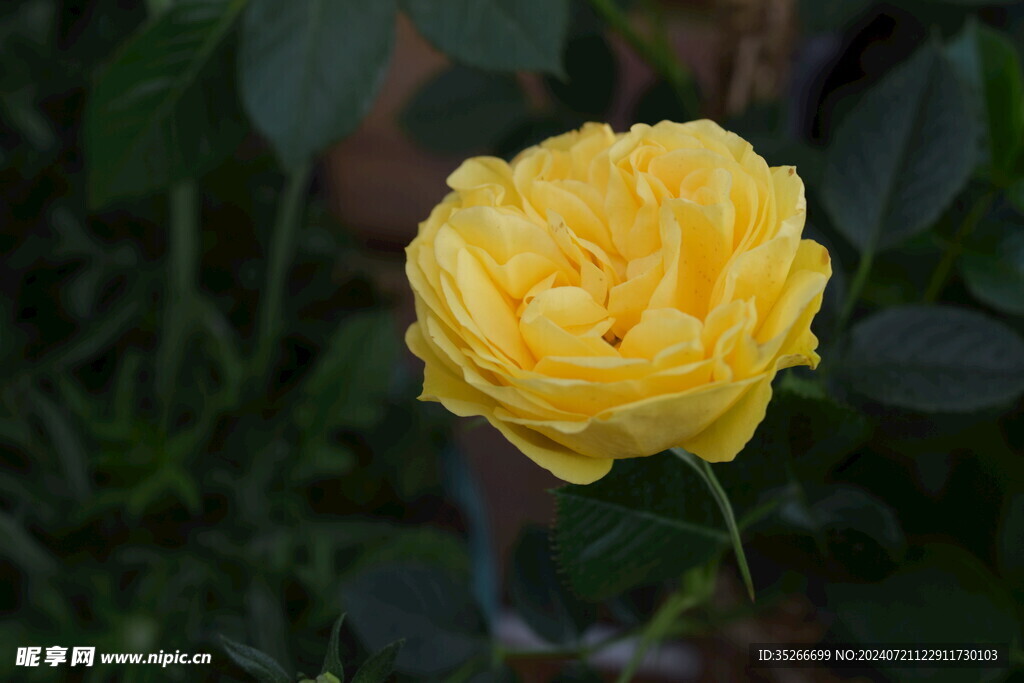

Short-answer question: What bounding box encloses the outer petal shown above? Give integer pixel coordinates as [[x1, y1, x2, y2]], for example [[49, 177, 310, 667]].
[[679, 373, 773, 463], [499, 376, 762, 460], [406, 322, 612, 484]]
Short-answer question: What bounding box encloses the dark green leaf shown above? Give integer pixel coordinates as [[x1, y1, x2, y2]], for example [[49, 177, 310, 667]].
[[247, 579, 291, 673], [1008, 179, 1024, 214], [85, 0, 247, 207], [0, 511, 56, 575], [822, 44, 976, 253], [551, 663, 604, 683], [342, 564, 487, 675], [799, 0, 873, 33], [355, 528, 470, 578], [546, 33, 616, 116], [295, 310, 399, 434], [401, 0, 569, 74], [239, 0, 396, 168], [946, 19, 1024, 178], [633, 79, 701, 126], [508, 526, 593, 644], [401, 66, 528, 154], [998, 495, 1024, 593], [713, 385, 870, 518], [219, 635, 292, 683], [26, 386, 91, 501], [321, 614, 345, 680], [552, 456, 726, 600], [784, 486, 906, 561], [495, 115, 578, 160], [827, 545, 1019, 682], [351, 640, 404, 683], [844, 305, 1024, 411], [962, 228, 1024, 315]]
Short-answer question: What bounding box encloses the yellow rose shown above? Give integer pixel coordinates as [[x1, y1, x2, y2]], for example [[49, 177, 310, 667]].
[[405, 120, 831, 484]]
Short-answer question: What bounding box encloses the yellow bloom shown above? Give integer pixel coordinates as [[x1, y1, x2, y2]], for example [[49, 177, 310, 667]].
[[405, 120, 831, 484]]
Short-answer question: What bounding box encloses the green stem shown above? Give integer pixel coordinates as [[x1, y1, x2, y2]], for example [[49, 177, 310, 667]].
[[157, 181, 199, 429], [671, 448, 755, 602], [253, 163, 313, 381], [614, 587, 699, 683], [835, 247, 874, 338], [922, 192, 994, 303], [588, 0, 699, 115]]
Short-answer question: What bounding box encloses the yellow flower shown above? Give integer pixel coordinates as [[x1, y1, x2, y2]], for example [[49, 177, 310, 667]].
[[405, 120, 831, 484]]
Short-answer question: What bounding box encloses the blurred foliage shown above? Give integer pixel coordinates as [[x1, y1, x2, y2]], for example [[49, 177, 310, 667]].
[[3, 0, 1024, 682]]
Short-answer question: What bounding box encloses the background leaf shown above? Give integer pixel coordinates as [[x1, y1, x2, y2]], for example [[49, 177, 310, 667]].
[[220, 635, 292, 683], [508, 525, 593, 644], [961, 226, 1024, 315], [946, 19, 1024, 178], [401, 0, 569, 74], [545, 32, 617, 117], [401, 65, 529, 154], [827, 545, 1019, 682], [295, 310, 399, 435], [85, 0, 247, 207], [822, 44, 976, 252], [239, 0, 396, 168], [350, 640, 404, 683], [320, 614, 345, 679], [342, 564, 488, 676], [552, 456, 726, 600], [843, 305, 1024, 411]]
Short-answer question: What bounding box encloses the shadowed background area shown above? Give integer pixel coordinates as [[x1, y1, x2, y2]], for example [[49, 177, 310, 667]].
[[2, 0, 1023, 681]]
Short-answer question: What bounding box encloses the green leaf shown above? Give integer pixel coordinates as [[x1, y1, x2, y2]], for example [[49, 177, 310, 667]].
[[508, 526, 593, 644], [822, 44, 976, 253], [25, 385, 91, 501], [85, 0, 247, 207], [552, 663, 604, 683], [401, 0, 569, 74], [239, 0, 396, 168], [0, 511, 56, 575], [350, 640, 404, 683], [783, 485, 906, 563], [295, 309, 399, 434], [219, 635, 292, 683], [827, 545, 1019, 683], [401, 65, 529, 154], [355, 528, 470, 575], [545, 33, 616, 116], [999, 495, 1024, 594], [843, 305, 1024, 411], [706, 386, 870, 515], [962, 228, 1024, 315], [552, 455, 727, 600], [946, 19, 1024, 179], [633, 79, 701, 127], [321, 614, 345, 680], [342, 564, 487, 675], [798, 0, 873, 33], [1008, 179, 1024, 214]]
